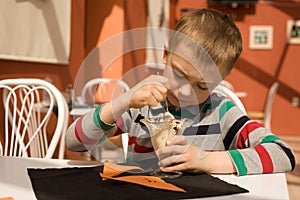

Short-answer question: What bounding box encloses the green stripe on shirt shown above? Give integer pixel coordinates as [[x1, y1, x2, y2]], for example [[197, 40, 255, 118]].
[[201, 99, 222, 113], [94, 105, 102, 128], [93, 104, 115, 131], [219, 101, 235, 121], [170, 109, 195, 119], [260, 135, 280, 144], [229, 150, 248, 176]]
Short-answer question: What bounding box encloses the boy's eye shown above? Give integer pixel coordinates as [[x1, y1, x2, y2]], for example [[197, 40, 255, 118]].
[[197, 84, 208, 90], [173, 69, 185, 78]]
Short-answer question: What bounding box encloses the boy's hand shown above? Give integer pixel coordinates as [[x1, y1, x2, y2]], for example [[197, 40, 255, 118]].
[[156, 135, 205, 173], [100, 75, 168, 126], [127, 75, 169, 108], [156, 135, 237, 174]]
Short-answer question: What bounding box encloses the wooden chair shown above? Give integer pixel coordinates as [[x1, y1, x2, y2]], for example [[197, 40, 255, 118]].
[[0, 78, 69, 159]]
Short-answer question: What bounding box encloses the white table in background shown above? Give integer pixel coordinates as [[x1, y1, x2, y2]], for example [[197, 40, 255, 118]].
[[234, 91, 248, 98], [0, 156, 289, 200], [70, 107, 93, 116]]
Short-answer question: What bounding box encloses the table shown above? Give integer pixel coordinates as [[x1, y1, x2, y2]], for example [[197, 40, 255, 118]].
[[70, 107, 93, 116], [234, 91, 247, 98], [0, 156, 100, 200], [0, 156, 289, 200]]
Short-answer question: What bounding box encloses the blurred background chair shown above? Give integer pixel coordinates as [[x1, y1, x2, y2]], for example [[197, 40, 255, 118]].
[[213, 84, 247, 114], [220, 80, 234, 91], [247, 82, 279, 130], [0, 78, 69, 159], [220, 80, 247, 98], [0, 142, 2, 156], [80, 78, 130, 105], [76, 78, 130, 162]]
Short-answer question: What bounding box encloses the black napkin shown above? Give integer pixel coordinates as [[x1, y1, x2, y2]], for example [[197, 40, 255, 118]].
[[27, 165, 248, 200]]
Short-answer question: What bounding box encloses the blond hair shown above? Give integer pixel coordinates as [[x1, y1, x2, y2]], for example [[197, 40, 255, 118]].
[[169, 8, 242, 76]]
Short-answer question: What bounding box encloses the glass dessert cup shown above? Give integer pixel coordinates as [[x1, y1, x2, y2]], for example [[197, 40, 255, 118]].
[[141, 111, 191, 179], [151, 168, 182, 179]]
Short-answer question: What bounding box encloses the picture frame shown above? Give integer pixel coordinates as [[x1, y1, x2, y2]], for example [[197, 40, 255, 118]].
[[287, 20, 300, 44], [249, 25, 273, 50]]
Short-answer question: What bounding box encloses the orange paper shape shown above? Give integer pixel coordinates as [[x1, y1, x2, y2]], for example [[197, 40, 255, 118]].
[[102, 161, 144, 180], [0, 197, 14, 200], [100, 173, 185, 192], [100, 161, 186, 193]]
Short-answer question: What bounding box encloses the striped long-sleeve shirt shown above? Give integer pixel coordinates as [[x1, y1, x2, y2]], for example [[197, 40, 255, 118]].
[[66, 93, 295, 176]]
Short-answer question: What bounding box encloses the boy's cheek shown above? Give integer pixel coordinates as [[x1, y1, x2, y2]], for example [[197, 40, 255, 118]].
[[163, 67, 177, 79]]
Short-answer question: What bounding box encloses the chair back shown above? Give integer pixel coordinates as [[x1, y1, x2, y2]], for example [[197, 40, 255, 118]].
[[213, 84, 247, 114], [220, 80, 234, 91], [80, 78, 130, 104], [121, 133, 129, 162], [264, 82, 279, 130], [0, 142, 2, 156], [78, 78, 130, 162], [0, 78, 69, 159]]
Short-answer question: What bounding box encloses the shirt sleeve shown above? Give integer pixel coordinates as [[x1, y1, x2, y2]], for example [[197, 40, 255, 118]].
[[219, 100, 296, 176], [65, 107, 111, 152], [65, 104, 135, 152]]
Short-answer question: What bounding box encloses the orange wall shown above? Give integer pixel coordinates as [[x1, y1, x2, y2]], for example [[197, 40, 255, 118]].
[[174, 0, 300, 136], [84, 0, 147, 87], [85, 0, 125, 79]]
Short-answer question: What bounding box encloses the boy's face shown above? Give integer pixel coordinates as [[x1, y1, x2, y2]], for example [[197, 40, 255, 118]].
[[163, 50, 222, 108]]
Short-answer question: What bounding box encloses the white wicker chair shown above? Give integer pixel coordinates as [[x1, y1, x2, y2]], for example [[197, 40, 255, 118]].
[[0, 78, 69, 159]]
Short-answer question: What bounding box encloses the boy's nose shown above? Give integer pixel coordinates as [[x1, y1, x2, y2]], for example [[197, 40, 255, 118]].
[[178, 83, 192, 97]]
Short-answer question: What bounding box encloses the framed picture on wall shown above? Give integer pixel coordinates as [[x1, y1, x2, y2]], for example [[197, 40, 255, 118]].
[[249, 25, 273, 50], [287, 20, 300, 44]]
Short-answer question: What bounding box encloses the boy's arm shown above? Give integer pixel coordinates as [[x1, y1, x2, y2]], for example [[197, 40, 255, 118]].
[[65, 109, 116, 152], [226, 123, 296, 176], [66, 75, 169, 152], [219, 102, 296, 176], [199, 151, 237, 174]]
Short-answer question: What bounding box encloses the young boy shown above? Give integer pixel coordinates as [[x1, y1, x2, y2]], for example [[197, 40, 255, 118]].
[[66, 8, 295, 176]]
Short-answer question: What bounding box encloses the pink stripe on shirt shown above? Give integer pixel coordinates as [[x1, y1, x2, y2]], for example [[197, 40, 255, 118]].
[[75, 116, 99, 145]]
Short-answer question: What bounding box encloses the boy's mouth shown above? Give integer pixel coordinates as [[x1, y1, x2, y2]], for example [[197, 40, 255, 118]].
[[167, 92, 193, 107]]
